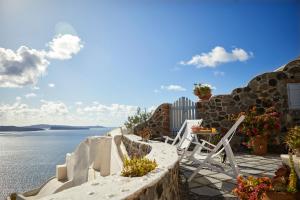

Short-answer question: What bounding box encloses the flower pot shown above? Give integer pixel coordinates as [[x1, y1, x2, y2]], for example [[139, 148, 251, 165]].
[[263, 191, 300, 200], [251, 135, 268, 156], [197, 93, 212, 101], [294, 148, 300, 157]]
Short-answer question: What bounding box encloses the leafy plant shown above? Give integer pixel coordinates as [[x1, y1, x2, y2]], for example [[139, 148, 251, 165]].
[[285, 126, 300, 150], [287, 154, 298, 193], [124, 107, 152, 130], [232, 175, 272, 200], [121, 156, 157, 177], [193, 83, 212, 98], [272, 164, 290, 192]]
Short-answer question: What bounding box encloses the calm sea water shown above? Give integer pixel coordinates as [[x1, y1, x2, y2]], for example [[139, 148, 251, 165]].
[[0, 128, 112, 200]]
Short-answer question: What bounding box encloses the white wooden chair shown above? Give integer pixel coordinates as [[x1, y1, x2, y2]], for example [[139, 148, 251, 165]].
[[164, 119, 203, 157], [187, 115, 245, 182]]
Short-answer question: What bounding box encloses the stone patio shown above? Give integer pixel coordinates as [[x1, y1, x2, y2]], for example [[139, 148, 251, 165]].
[[180, 153, 282, 199]]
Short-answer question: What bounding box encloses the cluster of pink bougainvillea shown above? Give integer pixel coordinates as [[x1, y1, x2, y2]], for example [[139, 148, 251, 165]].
[[238, 106, 280, 138], [232, 175, 273, 200]]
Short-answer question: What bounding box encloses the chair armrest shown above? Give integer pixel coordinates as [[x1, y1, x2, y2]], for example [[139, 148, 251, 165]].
[[200, 139, 216, 148], [56, 164, 67, 181], [163, 136, 175, 143], [191, 140, 214, 152]]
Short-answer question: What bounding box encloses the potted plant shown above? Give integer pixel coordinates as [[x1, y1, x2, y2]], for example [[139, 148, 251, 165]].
[[263, 154, 300, 200], [193, 83, 212, 100], [236, 106, 280, 155], [285, 126, 300, 157], [232, 175, 273, 200]]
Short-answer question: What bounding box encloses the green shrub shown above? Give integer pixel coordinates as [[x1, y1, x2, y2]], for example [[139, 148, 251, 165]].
[[121, 157, 157, 177], [124, 107, 152, 130]]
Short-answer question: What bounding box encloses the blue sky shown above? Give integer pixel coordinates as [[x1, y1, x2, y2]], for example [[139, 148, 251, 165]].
[[0, 0, 299, 126]]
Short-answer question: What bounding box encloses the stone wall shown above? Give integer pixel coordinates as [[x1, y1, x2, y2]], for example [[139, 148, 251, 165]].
[[134, 103, 171, 138], [121, 136, 181, 199], [125, 163, 180, 200], [121, 135, 180, 200], [121, 135, 152, 158], [196, 58, 300, 132], [133, 58, 300, 152]]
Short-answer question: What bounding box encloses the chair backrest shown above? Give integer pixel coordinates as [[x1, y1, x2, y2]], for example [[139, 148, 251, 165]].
[[177, 119, 203, 149], [213, 115, 245, 156]]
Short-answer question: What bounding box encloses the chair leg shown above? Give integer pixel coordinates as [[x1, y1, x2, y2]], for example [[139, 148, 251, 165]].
[[223, 140, 239, 177], [188, 163, 204, 182]]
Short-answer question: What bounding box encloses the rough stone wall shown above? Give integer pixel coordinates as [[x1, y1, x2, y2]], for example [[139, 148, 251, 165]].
[[134, 104, 171, 138], [126, 163, 180, 200], [197, 59, 300, 132], [121, 135, 152, 158]]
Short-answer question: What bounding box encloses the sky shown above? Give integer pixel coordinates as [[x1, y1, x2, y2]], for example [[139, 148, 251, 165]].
[[0, 0, 299, 126]]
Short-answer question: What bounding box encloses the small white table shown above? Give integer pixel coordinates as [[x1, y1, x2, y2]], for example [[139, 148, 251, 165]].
[[191, 131, 218, 144]]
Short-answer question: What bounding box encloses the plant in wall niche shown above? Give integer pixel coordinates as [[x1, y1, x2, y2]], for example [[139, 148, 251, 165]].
[[232, 175, 272, 200], [285, 126, 300, 157], [193, 83, 213, 100], [231, 106, 281, 155], [121, 157, 157, 177], [137, 127, 152, 142], [124, 107, 152, 131], [264, 157, 300, 199]]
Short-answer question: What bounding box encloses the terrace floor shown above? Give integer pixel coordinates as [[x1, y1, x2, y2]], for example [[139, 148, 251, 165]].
[[180, 153, 282, 199]]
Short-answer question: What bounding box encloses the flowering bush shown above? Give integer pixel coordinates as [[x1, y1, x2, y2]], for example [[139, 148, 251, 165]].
[[230, 106, 281, 149], [193, 83, 212, 99], [232, 176, 273, 200], [238, 106, 280, 137]]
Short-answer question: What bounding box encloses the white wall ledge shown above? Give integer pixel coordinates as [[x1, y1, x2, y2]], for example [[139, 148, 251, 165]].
[[38, 128, 179, 200]]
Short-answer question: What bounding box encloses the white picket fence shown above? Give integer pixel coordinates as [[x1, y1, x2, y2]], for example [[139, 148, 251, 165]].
[[170, 97, 197, 136]]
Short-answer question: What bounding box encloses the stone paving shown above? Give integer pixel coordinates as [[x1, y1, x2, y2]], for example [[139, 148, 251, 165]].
[[180, 153, 282, 199]]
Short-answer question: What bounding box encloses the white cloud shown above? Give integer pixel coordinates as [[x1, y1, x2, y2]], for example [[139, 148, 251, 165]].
[[48, 83, 55, 88], [32, 86, 40, 90], [213, 71, 225, 77], [46, 34, 83, 60], [93, 101, 99, 105], [180, 46, 253, 68], [161, 84, 186, 92], [0, 34, 83, 88], [25, 93, 37, 98], [75, 101, 83, 105], [147, 105, 157, 112], [0, 46, 48, 87], [40, 100, 68, 115], [0, 100, 138, 127], [0, 100, 69, 126], [16, 96, 22, 101]]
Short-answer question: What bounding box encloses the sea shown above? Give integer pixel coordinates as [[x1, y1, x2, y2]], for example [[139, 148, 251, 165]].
[[0, 128, 112, 200]]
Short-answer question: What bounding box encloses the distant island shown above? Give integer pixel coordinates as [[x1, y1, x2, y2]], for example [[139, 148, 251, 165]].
[[0, 124, 105, 132]]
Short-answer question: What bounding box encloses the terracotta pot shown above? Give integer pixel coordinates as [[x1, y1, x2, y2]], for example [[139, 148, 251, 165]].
[[251, 135, 268, 156], [294, 148, 300, 157], [263, 191, 300, 200], [198, 93, 212, 101]]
